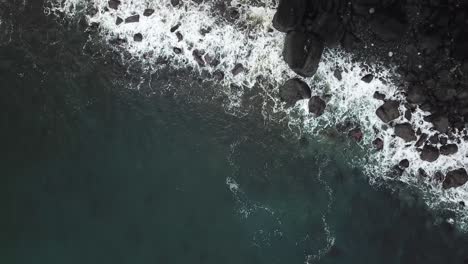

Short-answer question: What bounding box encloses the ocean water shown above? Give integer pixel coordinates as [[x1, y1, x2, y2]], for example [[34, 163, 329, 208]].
[[1, 0, 468, 263]]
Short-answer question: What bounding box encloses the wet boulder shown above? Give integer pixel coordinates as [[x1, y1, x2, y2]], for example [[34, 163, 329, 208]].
[[440, 144, 458, 156], [273, 0, 306, 32], [399, 159, 410, 168], [171, 0, 180, 6], [373, 138, 384, 150], [394, 123, 416, 142], [283, 31, 324, 77], [361, 74, 374, 83], [348, 127, 363, 142], [125, 15, 140, 23], [415, 133, 428, 148], [192, 49, 205, 66], [443, 168, 468, 189], [279, 78, 312, 106], [420, 144, 440, 162], [309, 96, 326, 116], [143, 9, 155, 16], [133, 33, 143, 42], [305, 12, 345, 47], [231, 63, 245, 76], [108, 0, 120, 10], [376, 100, 400, 123]]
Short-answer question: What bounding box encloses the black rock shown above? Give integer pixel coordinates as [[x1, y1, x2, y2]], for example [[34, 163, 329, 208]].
[[415, 133, 428, 147], [440, 144, 458, 156], [333, 68, 342, 80], [143, 9, 155, 16], [376, 101, 400, 123], [279, 78, 312, 106], [443, 168, 468, 189], [125, 15, 140, 23], [283, 31, 324, 77], [173, 47, 182, 54], [308, 96, 326, 117], [404, 109, 412, 121], [306, 12, 345, 47], [108, 0, 120, 10], [394, 123, 416, 142], [192, 49, 205, 67], [440, 137, 448, 145], [373, 138, 384, 150], [272, 0, 305, 32], [373, 91, 386, 100], [428, 134, 439, 145], [116, 17, 123, 25], [370, 15, 407, 41], [361, 74, 374, 83], [420, 144, 440, 162], [231, 64, 245, 76], [170, 24, 180, 32], [176, 32, 183, 41], [133, 33, 143, 42], [213, 70, 224, 81], [399, 159, 410, 168], [171, 0, 180, 6], [419, 168, 429, 178]]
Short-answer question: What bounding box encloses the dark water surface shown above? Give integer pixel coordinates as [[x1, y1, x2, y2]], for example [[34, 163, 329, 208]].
[[1, 2, 468, 263]]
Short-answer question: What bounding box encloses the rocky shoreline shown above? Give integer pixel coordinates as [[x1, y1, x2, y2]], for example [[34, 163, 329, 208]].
[[273, 0, 468, 189]]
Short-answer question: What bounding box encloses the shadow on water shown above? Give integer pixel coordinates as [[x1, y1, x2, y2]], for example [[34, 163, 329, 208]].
[[1, 1, 468, 264]]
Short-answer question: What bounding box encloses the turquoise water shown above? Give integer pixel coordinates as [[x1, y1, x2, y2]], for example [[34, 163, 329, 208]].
[[1, 2, 468, 263]]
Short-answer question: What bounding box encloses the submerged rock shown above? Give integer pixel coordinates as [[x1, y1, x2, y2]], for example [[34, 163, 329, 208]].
[[231, 63, 245, 76], [443, 168, 468, 189], [394, 123, 416, 142], [279, 78, 311, 107], [116, 17, 123, 25], [399, 159, 410, 168], [308, 96, 326, 117], [348, 127, 363, 142], [283, 31, 324, 77], [373, 138, 384, 150], [420, 144, 439, 162], [376, 101, 400, 123]]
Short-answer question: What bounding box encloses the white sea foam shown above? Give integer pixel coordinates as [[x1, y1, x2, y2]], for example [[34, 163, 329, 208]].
[[47, 0, 468, 229]]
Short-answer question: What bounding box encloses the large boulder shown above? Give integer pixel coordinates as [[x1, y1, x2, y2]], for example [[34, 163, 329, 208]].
[[440, 144, 458, 156], [443, 168, 468, 189], [305, 12, 345, 47], [309, 96, 326, 116], [376, 101, 400, 123], [420, 144, 440, 162], [272, 0, 306, 32], [394, 123, 416, 142], [283, 31, 324, 77], [279, 78, 312, 106]]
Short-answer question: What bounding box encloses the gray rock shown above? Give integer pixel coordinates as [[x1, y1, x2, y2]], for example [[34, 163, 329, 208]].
[[283, 31, 324, 77], [443, 168, 468, 189], [440, 144, 458, 156], [394, 123, 416, 142], [308, 96, 326, 116], [279, 78, 312, 106], [125, 15, 140, 23], [420, 144, 440, 162], [376, 101, 400, 123]]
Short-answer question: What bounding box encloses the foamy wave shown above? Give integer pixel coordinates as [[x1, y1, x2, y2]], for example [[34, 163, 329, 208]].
[[47, 0, 468, 229]]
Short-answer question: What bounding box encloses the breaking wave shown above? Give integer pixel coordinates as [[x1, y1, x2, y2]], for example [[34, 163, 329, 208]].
[[46, 0, 468, 229]]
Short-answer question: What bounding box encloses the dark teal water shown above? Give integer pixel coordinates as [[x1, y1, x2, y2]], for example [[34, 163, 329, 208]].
[[1, 2, 468, 263]]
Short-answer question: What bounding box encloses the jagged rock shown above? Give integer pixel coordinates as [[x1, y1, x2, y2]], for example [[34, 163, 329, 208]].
[[428, 134, 439, 145], [373, 138, 384, 150], [143, 9, 155, 16], [361, 74, 374, 83], [420, 144, 440, 162], [279, 78, 312, 106], [440, 137, 448, 145], [108, 0, 120, 10], [415, 133, 428, 147], [213, 70, 224, 81], [399, 159, 410, 168], [170, 24, 180, 32], [125, 15, 140, 23], [116, 17, 123, 25], [231, 64, 245, 76], [133, 33, 143, 42], [394, 123, 416, 142], [308, 96, 326, 116], [192, 49, 205, 66], [348, 127, 363, 142], [404, 109, 412, 121], [440, 144, 458, 156], [443, 168, 468, 189], [283, 31, 324, 77], [272, 0, 305, 32], [376, 101, 400, 123]]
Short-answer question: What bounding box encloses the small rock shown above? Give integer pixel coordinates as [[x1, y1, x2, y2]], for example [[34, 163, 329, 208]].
[[272, 0, 305, 32], [361, 74, 374, 83], [192, 49, 205, 66], [213, 70, 224, 81], [116, 17, 123, 25], [176, 32, 183, 41], [404, 109, 412, 121], [143, 9, 155, 16], [419, 168, 429, 178], [373, 138, 384, 150], [443, 168, 468, 189], [133, 33, 143, 42], [348, 128, 363, 142], [373, 91, 386, 100], [170, 24, 180, 33], [440, 144, 458, 156], [279, 78, 312, 107], [428, 134, 439, 144], [440, 137, 448, 145], [333, 68, 342, 80], [308, 96, 326, 117], [231, 63, 245, 76], [399, 159, 410, 168], [173, 47, 182, 54], [170, 0, 180, 6], [394, 123, 416, 142], [376, 101, 400, 123], [420, 144, 440, 162], [125, 15, 140, 23], [415, 133, 428, 148], [108, 0, 120, 10]]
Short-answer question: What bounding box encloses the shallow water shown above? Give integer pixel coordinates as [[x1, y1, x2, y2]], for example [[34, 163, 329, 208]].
[[1, 1, 468, 263]]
